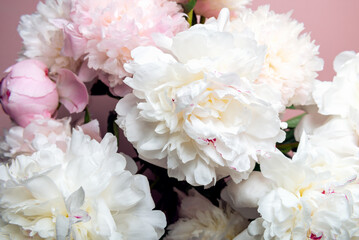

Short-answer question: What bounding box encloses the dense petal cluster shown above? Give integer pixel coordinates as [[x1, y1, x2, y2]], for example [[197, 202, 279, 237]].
[[66, 0, 188, 94], [238, 135, 359, 240], [17, 0, 80, 73], [0, 117, 102, 162], [231, 5, 324, 106], [0, 130, 166, 239], [165, 189, 249, 240], [116, 10, 285, 187], [8, 1, 358, 239], [0, 117, 71, 160]]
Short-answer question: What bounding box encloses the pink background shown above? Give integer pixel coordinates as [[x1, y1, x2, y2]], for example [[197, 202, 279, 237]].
[[0, 0, 359, 132]]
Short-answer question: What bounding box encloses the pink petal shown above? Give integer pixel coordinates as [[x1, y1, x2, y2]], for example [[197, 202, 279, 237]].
[[79, 119, 102, 142], [62, 23, 87, 60], [7, 75, 56, 97], [56, 69, 89, 113], [78, 61, 98, 83]]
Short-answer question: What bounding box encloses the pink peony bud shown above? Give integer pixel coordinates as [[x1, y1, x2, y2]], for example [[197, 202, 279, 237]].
[[0, 59, 59, 127]]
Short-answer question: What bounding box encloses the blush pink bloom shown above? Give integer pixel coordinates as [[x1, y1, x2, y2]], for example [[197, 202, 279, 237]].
[[64, 0, 188, 95], [0, 59, 59, 127]]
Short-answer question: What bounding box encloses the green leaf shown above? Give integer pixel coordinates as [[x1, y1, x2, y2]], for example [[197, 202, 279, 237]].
[[84, 107, 91, 124], [183, 0, 197, 26], [287, 105, 296, 110], [283, 128, 296, 144], [187, 9, 194, 26], [286, 113, 305, 129], [277, 142, 299, 153], [183, 0, 197, 13]]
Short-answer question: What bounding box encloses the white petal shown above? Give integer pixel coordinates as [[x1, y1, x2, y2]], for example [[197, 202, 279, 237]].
[[56, 215, 70, 240], [66, 187, 85, 214]]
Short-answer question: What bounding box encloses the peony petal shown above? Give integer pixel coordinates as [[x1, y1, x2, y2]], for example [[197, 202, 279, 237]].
[[221, 172, 273, 209], [79, 119, 102, 142], [65, 187, 85, 214], [62, 23, 87, 60], [56, 215, 70, 240], [78, 61, 98, 82], [25, 175, 60, 200], [120, 153, 138, 175], [56, 69, 89, 113], [333, 51, 357, 73]]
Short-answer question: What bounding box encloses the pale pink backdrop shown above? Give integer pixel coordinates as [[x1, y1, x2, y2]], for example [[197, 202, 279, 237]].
[[0, 0, 359, 131]]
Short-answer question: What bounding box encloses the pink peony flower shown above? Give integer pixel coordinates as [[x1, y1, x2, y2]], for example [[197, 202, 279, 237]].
[[0, 59, 59, 127], [64, 0, 188, 95]]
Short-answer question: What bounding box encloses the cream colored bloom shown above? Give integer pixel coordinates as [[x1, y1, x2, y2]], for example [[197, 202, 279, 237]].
[[116, 9, 285, 187], [231, 5, 323, 106], [241, 138, 359, 240], [0, 130, 166, 239], [165, 189, 249, 240]]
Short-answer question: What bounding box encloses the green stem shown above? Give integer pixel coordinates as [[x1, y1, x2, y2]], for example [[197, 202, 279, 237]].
[[84, 107, 91, 123], [187, 10, 194, 26]]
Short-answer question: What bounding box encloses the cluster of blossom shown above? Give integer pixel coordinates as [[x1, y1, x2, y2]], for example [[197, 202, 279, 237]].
[[0, 0, 357, 239]]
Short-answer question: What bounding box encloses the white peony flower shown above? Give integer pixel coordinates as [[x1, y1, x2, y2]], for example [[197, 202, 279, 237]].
[[116, 9, 285, 187], [231, 5, 324, 106], [314, 51, 359, 135], [0, 129, 166, 239], [165, 189, 249, 240], [241, 138, 359, 240], [17, 0, 81, 73]]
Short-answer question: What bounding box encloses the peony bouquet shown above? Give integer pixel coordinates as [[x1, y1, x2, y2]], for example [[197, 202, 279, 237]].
[[0, 0, 358, 239]]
